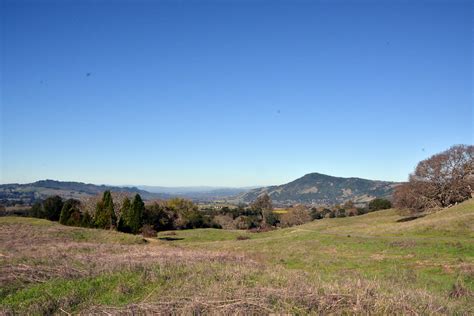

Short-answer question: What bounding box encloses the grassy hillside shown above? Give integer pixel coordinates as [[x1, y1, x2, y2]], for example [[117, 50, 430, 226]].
[[240, 172, 397, 205], [1, 200, 473, 314]]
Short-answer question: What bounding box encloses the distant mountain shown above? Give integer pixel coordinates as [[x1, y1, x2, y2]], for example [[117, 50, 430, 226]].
[[1, 174, 399, 207], [0, 180, 255, 206], [239, 173, 399, 206], [138, 185, 254, 200], [0, 180, 169, 205]]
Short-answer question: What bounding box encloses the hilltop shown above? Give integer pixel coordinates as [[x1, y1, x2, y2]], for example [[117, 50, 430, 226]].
[[239, 172, 399, 205]]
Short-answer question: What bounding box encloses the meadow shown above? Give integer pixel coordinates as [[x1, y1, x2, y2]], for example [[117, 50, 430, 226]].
[[1, 200, 473, 314]]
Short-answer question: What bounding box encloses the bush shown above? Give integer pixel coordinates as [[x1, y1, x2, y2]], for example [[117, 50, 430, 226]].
[[234, 215, 259, 230], [42, 196, 64, 221], [167, 198, 213, 229], [368, 198, 392, 212], [29, 201, 43, 218], [262, 209, 279, 227], [356, 207, 368, 215], [142, 202, 175, 231], [309, 208, 323, 220], [141, 224, 157, 237], [214, 214, 235, 229], [280, 205, 312, 227]]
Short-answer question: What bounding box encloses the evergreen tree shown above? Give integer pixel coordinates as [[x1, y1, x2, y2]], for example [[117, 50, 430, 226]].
[[42, 196, 64, 221], [104, 190, 117, 227], [81, 211, 93, 228], [117, 197, 131, 233], [128, 194, 144, 234], [94, 200, 106, 228], [94, 191, 117, 229], [30, 201, 44, 218], [59, 199, 82, 226]]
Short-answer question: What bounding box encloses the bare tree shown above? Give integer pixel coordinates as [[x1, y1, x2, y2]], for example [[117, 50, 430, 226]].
[[394, 145, 473, 212], [250, 193, 273, 211], [280, 205, 312, 227]]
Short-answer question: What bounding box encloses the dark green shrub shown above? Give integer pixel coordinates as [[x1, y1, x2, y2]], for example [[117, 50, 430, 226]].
[[368, 198, 392, 212], [263, 209, 279, 227], [310, 208, 323, 220], [29, 201, 44, 218]]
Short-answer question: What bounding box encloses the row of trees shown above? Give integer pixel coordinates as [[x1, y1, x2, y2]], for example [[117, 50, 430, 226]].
[[30, 190, 394, 234], [394, 145, 473, 213], [207, 195, 392, 230], [29, 191, 219, 235]]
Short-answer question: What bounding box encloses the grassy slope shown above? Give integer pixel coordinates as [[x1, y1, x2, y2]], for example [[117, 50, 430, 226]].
[[1, 200, 473, 314], [167, 199, 474, 289]]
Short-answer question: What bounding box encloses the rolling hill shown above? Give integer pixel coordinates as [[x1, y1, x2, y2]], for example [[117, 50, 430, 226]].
[[0, 180, 251, 206], [1, 173, 400, 206], [0, 180, 169, 205], [239, 172, 399, 205]]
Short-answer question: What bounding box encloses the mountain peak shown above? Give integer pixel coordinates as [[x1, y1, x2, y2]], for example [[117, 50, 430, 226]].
[[240, 173, 398, 206]]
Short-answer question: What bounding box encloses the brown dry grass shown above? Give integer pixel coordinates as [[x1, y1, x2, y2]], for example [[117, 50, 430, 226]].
[[75, 267, 466, 315], [0, 222, 251, 291]]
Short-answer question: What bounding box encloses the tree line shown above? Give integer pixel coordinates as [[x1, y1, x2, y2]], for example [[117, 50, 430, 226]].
[[27, 189, 393, 234], [29, 191, 220, 235], [206, 196, 391, 230]]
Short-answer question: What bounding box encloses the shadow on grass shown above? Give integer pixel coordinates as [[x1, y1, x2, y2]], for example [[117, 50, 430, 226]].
[[158, 237, 184, 241], [397, 215, 425, 223]]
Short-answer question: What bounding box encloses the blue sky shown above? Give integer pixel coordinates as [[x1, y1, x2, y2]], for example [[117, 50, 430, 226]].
[[1, 0, 472, 186]]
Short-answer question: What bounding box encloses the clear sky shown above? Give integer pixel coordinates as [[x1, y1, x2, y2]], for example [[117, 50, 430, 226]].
[[1, 0, 472, 187]]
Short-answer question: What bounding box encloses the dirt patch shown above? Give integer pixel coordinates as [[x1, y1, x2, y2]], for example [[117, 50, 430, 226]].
[[370, 254, 386, 261]]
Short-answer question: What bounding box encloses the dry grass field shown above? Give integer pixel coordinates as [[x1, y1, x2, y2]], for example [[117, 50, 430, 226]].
[[1, 200, 473, 314]]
